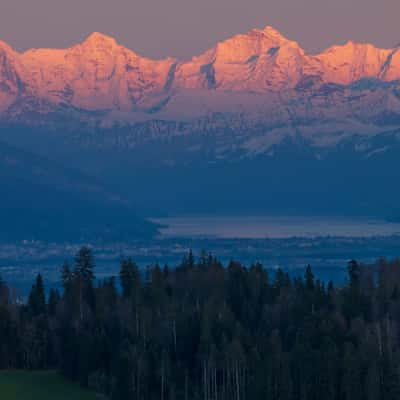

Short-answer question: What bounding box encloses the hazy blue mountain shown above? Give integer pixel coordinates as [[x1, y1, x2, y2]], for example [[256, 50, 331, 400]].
[[0, 139, 157, 241], [1, 122, 400, 221]]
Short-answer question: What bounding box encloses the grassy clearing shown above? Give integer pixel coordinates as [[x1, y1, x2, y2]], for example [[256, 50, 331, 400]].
[[0, 370, 98, 400]]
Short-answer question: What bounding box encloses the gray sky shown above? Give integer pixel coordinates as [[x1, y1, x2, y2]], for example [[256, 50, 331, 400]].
[[0, 0, 398, 60]]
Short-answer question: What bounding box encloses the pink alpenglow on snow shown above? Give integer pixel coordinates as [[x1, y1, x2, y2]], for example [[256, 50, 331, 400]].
[[0, 26, 399, 117]]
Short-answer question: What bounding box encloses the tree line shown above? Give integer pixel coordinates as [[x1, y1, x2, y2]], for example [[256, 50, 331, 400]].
[[0, 247, 400, 400]]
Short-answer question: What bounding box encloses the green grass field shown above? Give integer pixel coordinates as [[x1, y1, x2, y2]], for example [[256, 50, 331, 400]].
[[0, 370, 98, 400]]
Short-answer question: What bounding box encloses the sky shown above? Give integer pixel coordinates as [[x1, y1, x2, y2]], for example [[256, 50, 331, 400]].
[[0, 0, 398, 60]]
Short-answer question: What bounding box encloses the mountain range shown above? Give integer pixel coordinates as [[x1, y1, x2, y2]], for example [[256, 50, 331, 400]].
[[1, 26, 400, 238], [0, 26, 399, 115], [0, 26, 399, 155]]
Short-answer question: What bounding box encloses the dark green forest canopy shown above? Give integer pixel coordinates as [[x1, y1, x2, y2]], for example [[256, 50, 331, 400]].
[[1, 248, 400, 400]]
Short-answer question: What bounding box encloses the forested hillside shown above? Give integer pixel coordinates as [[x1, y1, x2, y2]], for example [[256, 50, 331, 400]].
[[0, 249, 400, 399]]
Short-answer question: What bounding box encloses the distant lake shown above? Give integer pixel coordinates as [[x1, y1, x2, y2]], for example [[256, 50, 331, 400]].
[[151, 216, 400, 239]]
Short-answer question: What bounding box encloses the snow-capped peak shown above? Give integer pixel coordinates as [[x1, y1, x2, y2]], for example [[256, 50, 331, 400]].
[[260, 25, 290, 42], [81, 32, 119, 48]]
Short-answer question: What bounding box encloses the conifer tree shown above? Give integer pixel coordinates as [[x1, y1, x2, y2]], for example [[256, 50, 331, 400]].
[[28, 273, 46, 316], [74, 246, 95, 320], [305, 265, 315, 291], [48, 288, 61, 316], [74, 246, 95, 284], [119, 258, 140, 298]]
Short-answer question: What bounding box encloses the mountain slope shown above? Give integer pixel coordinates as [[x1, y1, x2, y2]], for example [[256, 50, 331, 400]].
[[173, 26, 307, 91], [0, 139, 156, 241]]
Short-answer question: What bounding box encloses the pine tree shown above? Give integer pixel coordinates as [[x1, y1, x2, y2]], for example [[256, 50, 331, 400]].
[[74, 246, 95, 284], [348, 260, 361, 291], [74, 246, 95, 320], [48, 288, 61, 316], [119, 258, 140, 298], [182, 249, 195, 270], [305, 265, 315, 291], [28, 273, 46, 316], [344, 260, 363, 319]]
